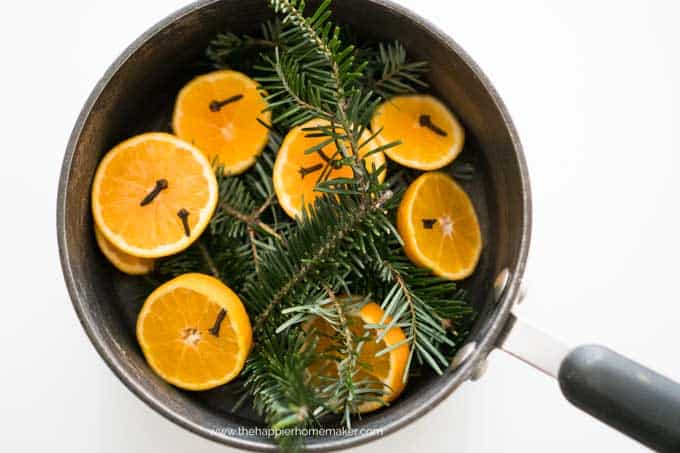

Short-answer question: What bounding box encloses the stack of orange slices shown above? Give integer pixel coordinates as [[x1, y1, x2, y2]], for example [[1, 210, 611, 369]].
[[91, 132, 218, 261]]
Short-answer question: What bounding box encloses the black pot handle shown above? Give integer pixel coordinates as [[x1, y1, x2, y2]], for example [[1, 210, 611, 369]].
[[558, 345, 680, 452], [500, 315, 680, 452]]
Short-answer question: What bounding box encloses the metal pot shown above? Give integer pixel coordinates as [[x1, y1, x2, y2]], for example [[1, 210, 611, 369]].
[[57, 0, 680, 451]]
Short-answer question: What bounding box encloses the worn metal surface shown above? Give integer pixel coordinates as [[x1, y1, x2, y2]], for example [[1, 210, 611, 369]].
[[57, 0, 532, 450]]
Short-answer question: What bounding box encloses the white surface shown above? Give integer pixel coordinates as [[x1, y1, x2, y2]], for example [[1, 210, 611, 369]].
[[2, 0, 680, 451]]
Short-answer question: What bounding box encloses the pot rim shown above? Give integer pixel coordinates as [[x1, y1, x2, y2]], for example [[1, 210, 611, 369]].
[[57, 0, 532, 450]]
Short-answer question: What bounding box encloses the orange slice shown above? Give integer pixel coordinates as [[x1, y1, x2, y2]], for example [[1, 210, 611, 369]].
[[397, 172, 482, 280], [306, 301, 408, 413], [91, 132, 218, 258], [172, 70, 270, 174], [371, 94, 464, 170], [94, 225, 154, 275], [136, 273, 252, 390], [273, 119, 386, 219]]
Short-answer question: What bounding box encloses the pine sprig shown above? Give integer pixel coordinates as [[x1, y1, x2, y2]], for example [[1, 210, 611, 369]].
[[280, 292, 387, 427], [157, 235, 252, 291], [206, 19, 283, 71], [365, 41, 429, 98], [259, 0, 387, 193], [211, 173, 281, 240], [246, 190, 393, 329], [240, 190, 397, 441], [244, 331, 325, 450], [184, 2, 474, 450], [372, 251, 471, 379]]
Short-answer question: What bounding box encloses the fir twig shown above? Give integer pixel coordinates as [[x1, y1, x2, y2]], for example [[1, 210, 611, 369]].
[[194, 3, 473, 450], [251, 190, 393, 331], [371, 251, 472, 378], [366, 41, 428, 98], [206, 19, 283, 71]]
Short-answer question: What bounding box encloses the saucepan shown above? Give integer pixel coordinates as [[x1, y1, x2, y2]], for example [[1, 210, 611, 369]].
[[57, 0, 680, 450]]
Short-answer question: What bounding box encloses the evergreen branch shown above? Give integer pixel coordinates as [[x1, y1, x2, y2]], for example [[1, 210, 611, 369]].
[[380, 259, 418, 380], [366, 41, 428, 98], [206, 19, 283, 71], [211, 172, 282, 240], [197, 2, 474, 450], [322, 287, 362, 426], [218, 195, 282, 240], [265, 48, 333, 121], [242, 190, 396, 441], [320, 290, 383, 427], [250, 190, 393, 331], [244, 332, 326, 449], [280, 291, 386, 427], [262, 0, 385, 192], [156, 234, 252, 292], [371, 250, 472, 378]]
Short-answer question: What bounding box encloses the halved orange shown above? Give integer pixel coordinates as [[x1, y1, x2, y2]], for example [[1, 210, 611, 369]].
[[371, 94, 464, 170], [306, 301, 408, 413], [94, 225, 154, 275], [91, 132, 218, 258], [273, 119, 386, 219], [136, 273, 252, 390], [172, 70, 270, 174], [397, 172, 482, 280]]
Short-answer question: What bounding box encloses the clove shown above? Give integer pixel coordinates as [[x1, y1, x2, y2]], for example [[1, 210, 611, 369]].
[[208, 308, 227, 337], [140, 179, 168, 206], [298, 163, 324, 179], [419, 114, 448, 137], [209, 94, 244, 112], [177, 208, 191, 237], [422, 218, 437, 229]]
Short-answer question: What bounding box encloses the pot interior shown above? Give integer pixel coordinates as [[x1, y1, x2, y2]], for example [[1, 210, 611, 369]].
[[58, 0, 529, 449]]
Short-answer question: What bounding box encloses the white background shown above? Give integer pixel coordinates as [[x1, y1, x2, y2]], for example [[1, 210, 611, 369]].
[[2, 0, 679, 451]]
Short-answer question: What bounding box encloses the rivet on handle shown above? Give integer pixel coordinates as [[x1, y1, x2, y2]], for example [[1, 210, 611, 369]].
[[470, 358, 489, 381]]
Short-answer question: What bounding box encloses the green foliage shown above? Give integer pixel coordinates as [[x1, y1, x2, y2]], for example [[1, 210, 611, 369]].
[[280, 293, 387, 427], [158, 2, 475, 451], [244, 190, 394, 326], [157, 235, 252, 291], [371, 247, 471, 378], [241, 191, 396, 445], [244, 331, 324, 451], [364, 41, 429, 98], [206, 19, 283, 71]]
